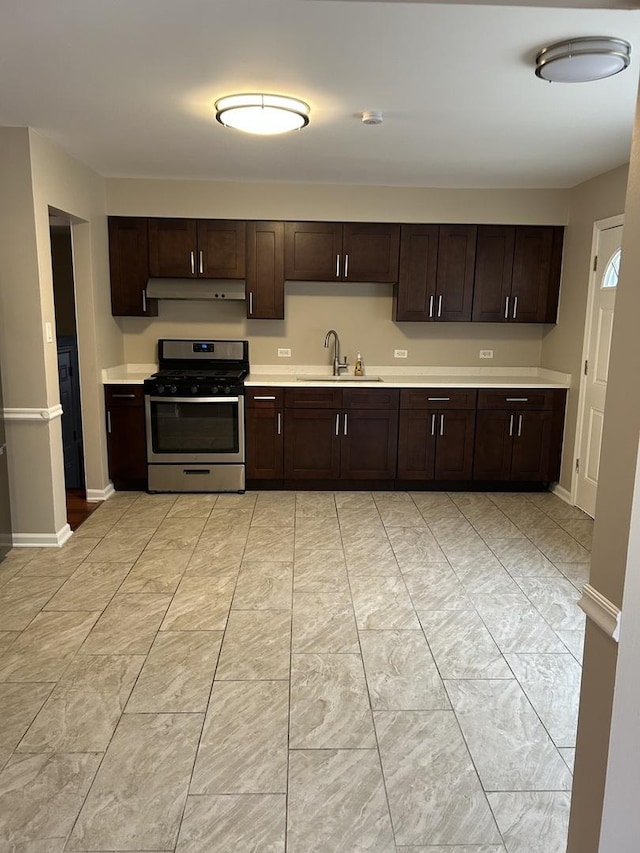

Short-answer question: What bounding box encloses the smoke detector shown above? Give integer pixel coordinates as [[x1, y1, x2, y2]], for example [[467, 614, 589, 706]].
[[361, 110, 383, 125]]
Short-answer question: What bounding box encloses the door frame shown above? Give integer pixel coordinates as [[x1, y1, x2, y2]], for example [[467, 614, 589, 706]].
[[571, 213, 624, 511]]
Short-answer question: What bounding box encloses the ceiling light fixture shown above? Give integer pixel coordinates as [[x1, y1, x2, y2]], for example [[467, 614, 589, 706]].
[[214, 93, 310, 135], [535, 36, 631, 83]]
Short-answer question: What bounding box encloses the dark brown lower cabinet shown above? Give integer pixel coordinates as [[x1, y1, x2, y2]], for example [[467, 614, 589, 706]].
[[284, 409, 341, 479], [340, 409, 398, 479], [105, 385, 147, 489], [245, 388, 284, 480], [473, 391, 565, 483], [398, 409, 475, 480]]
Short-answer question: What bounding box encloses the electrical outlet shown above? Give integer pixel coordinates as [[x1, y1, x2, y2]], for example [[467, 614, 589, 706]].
[[394, 349, 408, 359], [479, 350, 494, 359], [277, 348, 291, 358]]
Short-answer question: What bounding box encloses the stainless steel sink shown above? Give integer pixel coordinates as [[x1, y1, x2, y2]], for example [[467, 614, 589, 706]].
[[296, 374, 382, 382]]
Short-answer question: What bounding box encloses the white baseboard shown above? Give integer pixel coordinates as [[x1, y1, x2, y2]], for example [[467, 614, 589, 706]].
[[579, 583, 622, 642], [86, 483, 115, 503], [12, 523, 73, 548], [552, 483, 573, 506]]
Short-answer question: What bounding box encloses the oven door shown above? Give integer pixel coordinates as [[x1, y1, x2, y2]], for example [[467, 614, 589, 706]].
[[145, 396, 245, 464]]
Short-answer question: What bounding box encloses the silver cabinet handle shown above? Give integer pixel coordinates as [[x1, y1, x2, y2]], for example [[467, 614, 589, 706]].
[[509, 414, 514, 436], [335, 413, 340, 436], [517, 414, 523, 437], [513, 296, 518, 319], [254, 395, 276, 401], [343, 413, 348, 436], [111, 393, 136, 399], [190, 251, 195, 275], [430, 413, 436, 436], [142, 289, 147, 312], [506, 397, 528, 402], [427, 397, 450, 402], [344, 253, 349, 278], [107, 411, 112, 434], [249, 292, 253, 316], [440, 414, 445, 436], [437, 294, 443, 318], [277, 412, 282, 435], [504, 296, 510, 319], [199, 250, 204, 274], [429, 294, 434, 318], [336, 254, 340, 278]]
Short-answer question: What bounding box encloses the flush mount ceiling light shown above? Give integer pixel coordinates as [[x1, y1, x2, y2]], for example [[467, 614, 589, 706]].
[[214, 93, 310, 135], [535, 36, 631, 83]]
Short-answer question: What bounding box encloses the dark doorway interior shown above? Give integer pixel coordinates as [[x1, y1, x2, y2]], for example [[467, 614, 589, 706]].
[[50, 217, 86, 505]]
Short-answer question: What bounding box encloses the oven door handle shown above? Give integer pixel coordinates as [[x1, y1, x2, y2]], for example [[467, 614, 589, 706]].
[[146, 396, 241, 404]]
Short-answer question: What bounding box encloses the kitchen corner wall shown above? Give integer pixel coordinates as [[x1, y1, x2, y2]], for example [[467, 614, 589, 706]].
[[108, 178, 568, 369]]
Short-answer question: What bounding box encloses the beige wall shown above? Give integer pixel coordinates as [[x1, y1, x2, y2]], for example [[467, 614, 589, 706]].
[[0, 128, 115, 539], [109, 177, 568, 369], [541, 164, 629, 492], [567, 101, 640, 850]]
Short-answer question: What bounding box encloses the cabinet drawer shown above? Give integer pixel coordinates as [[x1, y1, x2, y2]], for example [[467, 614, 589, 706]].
[[400, 388, 477, 410], [246, 387, 284, 408], [105, 385, 145, 407], [343, 389, 399, 410], [477, 389, 556, 411], [284, 388, 342, 409]]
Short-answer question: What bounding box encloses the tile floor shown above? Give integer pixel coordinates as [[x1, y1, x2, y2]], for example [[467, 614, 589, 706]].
[[0, 489, 591, 852]]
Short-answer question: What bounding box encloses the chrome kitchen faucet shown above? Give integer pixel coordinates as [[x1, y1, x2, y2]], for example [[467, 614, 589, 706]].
[[324, 329, 349, 376]]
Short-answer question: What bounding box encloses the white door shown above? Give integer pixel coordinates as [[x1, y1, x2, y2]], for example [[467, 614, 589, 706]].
[[575, 224, 623, 517]]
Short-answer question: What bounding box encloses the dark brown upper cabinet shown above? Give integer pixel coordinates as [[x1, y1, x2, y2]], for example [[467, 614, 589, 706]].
[[108, 217, 157, 317], [472, 225, 564, 323], [246, 221, 285, 320], [395, 224, 476, 322], [285, 222, 400, 283], [148, 218, 246, 279]]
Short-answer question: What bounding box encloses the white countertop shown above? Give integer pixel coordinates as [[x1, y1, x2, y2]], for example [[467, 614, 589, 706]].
[[102, 363, 571, 389]]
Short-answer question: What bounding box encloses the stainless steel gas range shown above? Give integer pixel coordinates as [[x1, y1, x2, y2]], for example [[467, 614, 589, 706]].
[[144, 339, 249, 493]]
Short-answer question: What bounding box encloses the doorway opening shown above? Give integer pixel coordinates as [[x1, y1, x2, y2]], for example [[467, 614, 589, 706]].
[[49, 210, 92, 530], [573, 214, 623, 518]]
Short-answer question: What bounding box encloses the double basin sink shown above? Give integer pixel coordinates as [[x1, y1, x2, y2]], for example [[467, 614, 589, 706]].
[[296, 374, 383, 382]]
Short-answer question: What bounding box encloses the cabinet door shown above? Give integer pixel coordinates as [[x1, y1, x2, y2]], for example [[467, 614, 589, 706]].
[[284, 409, 340, 479], [108, 218, 156, 317], [472, 225, 515, 322], [148, 218, 197, 277], [510, 410, 554, 481], [340, 409, 398, 479], [473, 410, 513, 480], [106, 404, 147, 485], [246, 407, 283, 479], [511, 226, 563, 323], [395, 224, 439, 321], [434, 410, 476, 480], [246, 221, 285, 319], [197, 220, 246, 279], [343, 223, 400, 283], [435, 225, 476, 321], [284, 222, 343, 281], [397, 410, 436, 480]]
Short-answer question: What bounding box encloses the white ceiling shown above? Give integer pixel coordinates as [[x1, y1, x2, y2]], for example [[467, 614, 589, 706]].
[[1, 0, 639, 188]]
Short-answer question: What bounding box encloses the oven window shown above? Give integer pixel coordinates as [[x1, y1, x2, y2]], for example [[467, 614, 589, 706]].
[[150, 401, 239, 454]]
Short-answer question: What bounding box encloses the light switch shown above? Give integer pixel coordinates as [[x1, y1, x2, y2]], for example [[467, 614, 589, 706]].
[[45, 322, 54, 343]]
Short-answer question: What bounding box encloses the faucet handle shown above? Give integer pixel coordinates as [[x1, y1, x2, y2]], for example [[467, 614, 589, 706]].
[[337, 355, 349, 374]]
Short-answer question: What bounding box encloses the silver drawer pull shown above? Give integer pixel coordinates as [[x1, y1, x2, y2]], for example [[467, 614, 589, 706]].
[[427, 397, 450, 401], [184, 469, 211, 475], [506, 397, 529, 402], [111, 393, 136, 398], [253, 395, 276, 401]]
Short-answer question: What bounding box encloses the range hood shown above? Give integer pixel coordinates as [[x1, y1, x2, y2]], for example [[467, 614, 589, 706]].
[[146, 279, 246, 301]]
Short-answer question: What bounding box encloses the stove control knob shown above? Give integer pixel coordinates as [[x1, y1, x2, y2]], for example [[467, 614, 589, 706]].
[[156, 383, 165, 394], [169, 384, 178, 394], [211, 385, 220, 396], [223, 386, 231, 395], [190, 385, 199, 395]]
